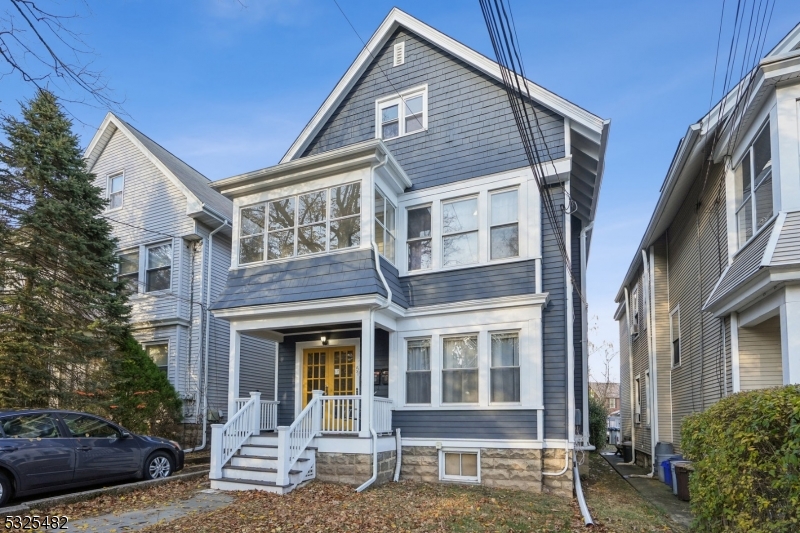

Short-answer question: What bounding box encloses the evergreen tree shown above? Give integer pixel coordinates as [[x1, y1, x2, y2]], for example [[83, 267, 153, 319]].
[[0, 90, 129, 408]]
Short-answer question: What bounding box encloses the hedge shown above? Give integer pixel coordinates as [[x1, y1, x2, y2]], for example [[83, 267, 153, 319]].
[[681, 385, 800, 533]]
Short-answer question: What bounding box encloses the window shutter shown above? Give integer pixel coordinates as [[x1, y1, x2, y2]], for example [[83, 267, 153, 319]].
[[393, 41, 405, 67]]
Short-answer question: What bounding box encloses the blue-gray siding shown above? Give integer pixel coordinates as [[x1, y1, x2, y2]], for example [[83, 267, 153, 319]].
[[392, 410, 537, 439], [300, 28, 565, 191], [238, 334, 276, 400]]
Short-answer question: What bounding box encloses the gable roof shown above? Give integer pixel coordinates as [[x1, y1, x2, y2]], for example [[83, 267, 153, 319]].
[[281, 7, 608, 166], [84, 113, 232, 223]]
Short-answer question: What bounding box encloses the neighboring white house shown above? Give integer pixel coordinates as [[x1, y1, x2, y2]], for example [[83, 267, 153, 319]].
[[83, 113, 275, 428]]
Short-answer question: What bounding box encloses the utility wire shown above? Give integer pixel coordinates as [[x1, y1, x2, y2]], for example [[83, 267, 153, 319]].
[[100, 214, 181, 240]]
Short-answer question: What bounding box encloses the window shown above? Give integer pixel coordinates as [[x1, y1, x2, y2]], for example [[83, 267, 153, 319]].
[[376, 87, 427, 140], [107, 172, 124, 210], [490, 332, 520, 403], [62, 414, 121, 439], [634, 376, 641, 424], [607, 398, 616, 409], [442, 335, 478, 403], [0, 414, 62, 438], [442, 197, 478, 267], [374, 188, 396, 262], [441, 450, 479, 482], [146, 243, 171, 292], [735, 123, 773, 247], [118, 250, 139, 293], [490, 189, 519, 260], [238, 183, 361, 265], [407, 206, 432, 271], [406, 338, 431, 404], [146, 343, 169, 374], [670, 307, 681, 367], [631, 286, 640, 335], [645, 371, 651, 426]]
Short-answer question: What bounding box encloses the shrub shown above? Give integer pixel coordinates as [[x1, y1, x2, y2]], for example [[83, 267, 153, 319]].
[[105, 334, 183, 439], [588, 393, 608, 450], [682, 385, 800, 533]]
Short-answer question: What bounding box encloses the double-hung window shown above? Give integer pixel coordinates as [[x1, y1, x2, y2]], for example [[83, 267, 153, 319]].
[[107, 172, 124, 210], [406, 338, 431, 404], [330, 183, 361, 250], [490, 189, 519, 260], [645, 371, 651, 426], [146, 343, 169, 374], [631, 286, 640, 335], [490, 332, 520, 403], [670, 307, 681, 367], [268, 197, 296, 259], [442, 197, 478, 267], [735, 123, 773, 247], [297, 190, 327, 255], [407, 206, 432, 271], [118, 250, 139, 293], [240, 205, 266, 264], [442, 335, 478, 403], [374, 188, 396, 262], [376, 87, 427, 140], [145, 243, 171, 292]]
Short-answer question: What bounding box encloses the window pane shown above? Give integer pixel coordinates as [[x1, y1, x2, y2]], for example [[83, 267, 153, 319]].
[[443, 336, 478, 369], [330, 216, 361, 250], [269, 198, 295, 231], [119, 251, 139, 275], [753, 124, 771, 177], [268, 229, 295, 259], [408, 239, 431, 271], [406, 372, 431, 404], [737, 201, 753, 247], [386, 233, 395, 262], [298, 191, 326, 225], [406, 114, 423, 133], [62, 414, 119, 438], [382, 121, 399, 139], [405, 95, 423, 115], [298, 223, 326, 255], [755, 173, 773, 230], [147, 244, 171, 269], [442, 198, 478, 234], [461, 453, 478, 477], [146, 344, 169, 368], [241, 205, 265, 236], [331, 183, 361, 218], [374, 219, 385, 254], [443, 232, 478, 266], [407, 207, 431, 238], [491, 367, 520, 403], [442, 369, 478, 403], [386, 203, 396, 233], [146, 268, 170, 292], [381, 104, 398, 123], [673, 339, 680, 365], [1, 414, 61, 438], [444, 453, 461, 476], [375, 190, 385, 226], [738, 153, 752, 198], [407, 339, 431, 370], [491, 190, 518, 226], [491, 333, 519, 367], [109, 174, 124, 193], [109, 191, 123, 209], [490, 224, 519, 260], [239, 235, 264, 264]]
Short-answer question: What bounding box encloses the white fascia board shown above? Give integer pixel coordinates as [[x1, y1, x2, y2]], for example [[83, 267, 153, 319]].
[[764, 22, 800, 57], [588, 120, 611, 222], [211, 295, 384, 320], [280, 8, 606, 164]]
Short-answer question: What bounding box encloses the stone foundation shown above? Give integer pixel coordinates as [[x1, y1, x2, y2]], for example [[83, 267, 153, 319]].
[[541, 448, 573, 498], [315, 450, 396, 486]]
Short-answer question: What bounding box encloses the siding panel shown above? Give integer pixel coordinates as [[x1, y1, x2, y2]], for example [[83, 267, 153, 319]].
[[739, 316, 783, 390], [393, 410, 537, 439], [238, 335, 276, 399]]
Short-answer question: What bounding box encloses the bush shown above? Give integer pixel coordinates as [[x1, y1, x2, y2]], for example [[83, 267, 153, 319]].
[[682, 385, 800, 533], [105, 334, 183, 439], [588, 394, 608, 450]]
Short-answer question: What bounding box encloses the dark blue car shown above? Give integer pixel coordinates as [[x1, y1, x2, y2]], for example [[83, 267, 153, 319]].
[[0, 409, 184, 506]]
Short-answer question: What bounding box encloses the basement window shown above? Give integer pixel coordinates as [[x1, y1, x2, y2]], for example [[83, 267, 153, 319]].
[[440, 449, 479, 482]]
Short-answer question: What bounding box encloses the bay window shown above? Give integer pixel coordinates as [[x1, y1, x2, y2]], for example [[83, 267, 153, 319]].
[[375, 188, 396, 262], [145, 243, 171, 292], [490, 332, 520, 403], [735, 122, 773, 248], [240, 205, 265, 264], [490, 189, 519, 260], [406, 338, 431, 404], [442, 335, 478, 403], [330, 183, 361, 250], [407, 206, 432, 271], [442, 197, 478, 267]]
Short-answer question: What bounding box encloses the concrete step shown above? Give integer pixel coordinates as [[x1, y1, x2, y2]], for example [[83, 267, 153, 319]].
[[221, 465, 305, 484], [210, 477, 293, 495], [231, 455, 310, 469], [240, 443, 316, 458]]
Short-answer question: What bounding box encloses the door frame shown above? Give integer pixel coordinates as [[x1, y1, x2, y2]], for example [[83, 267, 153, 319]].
[[294, 338, 360, 418]]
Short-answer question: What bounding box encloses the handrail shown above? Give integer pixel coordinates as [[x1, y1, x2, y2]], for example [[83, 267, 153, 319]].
[[210, 391, 260, 479], [276, 390, 323, 486], [235, 398, 279, 431]]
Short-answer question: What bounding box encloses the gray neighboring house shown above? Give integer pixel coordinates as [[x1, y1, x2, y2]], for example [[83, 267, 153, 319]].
[[615, 23, 800, 468], [589, 382, 620, 412], [207, 8, 609, 496], [84, 113, 275, 426]]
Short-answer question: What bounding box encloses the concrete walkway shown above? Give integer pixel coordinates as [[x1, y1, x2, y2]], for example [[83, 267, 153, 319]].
[[67, 490, 233, 532], [602, 453, 692, 531]]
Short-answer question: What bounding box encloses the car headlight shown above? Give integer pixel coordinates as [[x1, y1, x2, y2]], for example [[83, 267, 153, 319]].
[[169, 440, 182, 450]]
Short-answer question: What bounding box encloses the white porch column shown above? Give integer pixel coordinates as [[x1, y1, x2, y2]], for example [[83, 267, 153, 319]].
[[779, 286, 800, 385], [227, 327, 241, 420], [360, 316, 375, 438]]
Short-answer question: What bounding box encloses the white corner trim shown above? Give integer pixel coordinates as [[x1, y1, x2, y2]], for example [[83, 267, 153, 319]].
[[730, 312, 741, 393], [762, 211, 787, 266]]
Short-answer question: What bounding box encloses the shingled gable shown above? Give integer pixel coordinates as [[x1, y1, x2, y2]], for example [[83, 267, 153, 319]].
[[84, 113, 232, 225]]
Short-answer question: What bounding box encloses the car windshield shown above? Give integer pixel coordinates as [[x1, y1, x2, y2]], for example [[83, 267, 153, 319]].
[[62, 414, 120, 438]]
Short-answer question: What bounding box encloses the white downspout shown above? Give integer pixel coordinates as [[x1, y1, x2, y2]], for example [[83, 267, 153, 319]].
[[579, 221, 593, 442], [356, 152, 391, 493], [620, 287, 636, 465], [186, 217, 230, 453]]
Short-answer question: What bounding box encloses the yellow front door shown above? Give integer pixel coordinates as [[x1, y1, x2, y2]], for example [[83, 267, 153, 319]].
[[301, 346, 357, 406]]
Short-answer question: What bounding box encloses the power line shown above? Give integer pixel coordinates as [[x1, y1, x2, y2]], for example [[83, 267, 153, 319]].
[[100, 214, 180, 240]]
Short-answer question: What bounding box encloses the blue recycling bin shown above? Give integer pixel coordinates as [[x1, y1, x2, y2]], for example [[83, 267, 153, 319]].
[[662, 459, 673, 487]]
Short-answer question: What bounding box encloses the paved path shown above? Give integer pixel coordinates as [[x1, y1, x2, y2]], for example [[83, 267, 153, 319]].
[[67, 490, 233, 532], [602, 453, 692, 531]]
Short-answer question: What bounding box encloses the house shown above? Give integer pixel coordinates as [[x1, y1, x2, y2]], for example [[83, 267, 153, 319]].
[[207, 8, 609, 496], [589, 382, 620, 411], [614, 23, 800, 468], [83, 114, 275, 430]]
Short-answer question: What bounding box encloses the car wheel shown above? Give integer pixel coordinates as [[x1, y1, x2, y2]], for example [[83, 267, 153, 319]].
[[144, 452, 174, 480], [0, 471, 12, 507]]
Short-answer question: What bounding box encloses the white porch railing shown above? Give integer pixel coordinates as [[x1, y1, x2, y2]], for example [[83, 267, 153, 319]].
[[210, 391, 261, 479], [235, 398, 279, 431], [276, 390, 323, 486], [373, 397, 393, 433], [320, 395, 361, 434]]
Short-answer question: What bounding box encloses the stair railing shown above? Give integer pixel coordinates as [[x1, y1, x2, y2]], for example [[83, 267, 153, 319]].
[[210, 391, 261, 479], [275, 390, 323, 486]]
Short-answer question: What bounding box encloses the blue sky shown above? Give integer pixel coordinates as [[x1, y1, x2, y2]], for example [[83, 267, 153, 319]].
[[2, 0, 799, 381]]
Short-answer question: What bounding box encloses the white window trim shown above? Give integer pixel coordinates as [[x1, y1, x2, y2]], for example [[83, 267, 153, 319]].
[[488, 330, 521, 405], [733, 120, 774, 250], [670, 305, 681, 368], [374, 84, 428, 140], [145, 241, 173, 293], [375, 185, 397, 265], [631, 286, 640, 337], [644, 370, 651, 427], [116, 246, 141, 295], [441, 194, 480, 268], [634, 374, 641, 424], [440, 332, 480, 406], [489, 187, 521, 262], [143, 340, 171, 375], [404, 336, 432, 406], [106, 171, 125, 212], [439, 448, 480, 483]]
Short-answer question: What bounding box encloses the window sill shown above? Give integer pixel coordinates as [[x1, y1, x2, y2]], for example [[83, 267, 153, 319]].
[[440, 477, 480, 484], [377, 128, 428, 142]]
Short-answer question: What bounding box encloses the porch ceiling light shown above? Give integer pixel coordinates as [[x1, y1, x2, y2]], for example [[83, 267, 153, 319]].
[[321, 336, 328, 345]]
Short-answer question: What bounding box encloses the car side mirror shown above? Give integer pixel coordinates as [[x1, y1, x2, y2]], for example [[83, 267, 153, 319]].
[[119, 431, 131, 439]]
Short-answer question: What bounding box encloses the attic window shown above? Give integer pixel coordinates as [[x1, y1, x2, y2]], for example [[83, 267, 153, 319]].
[[393, 41, 405, 66], [375, 86, 427, 140]]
